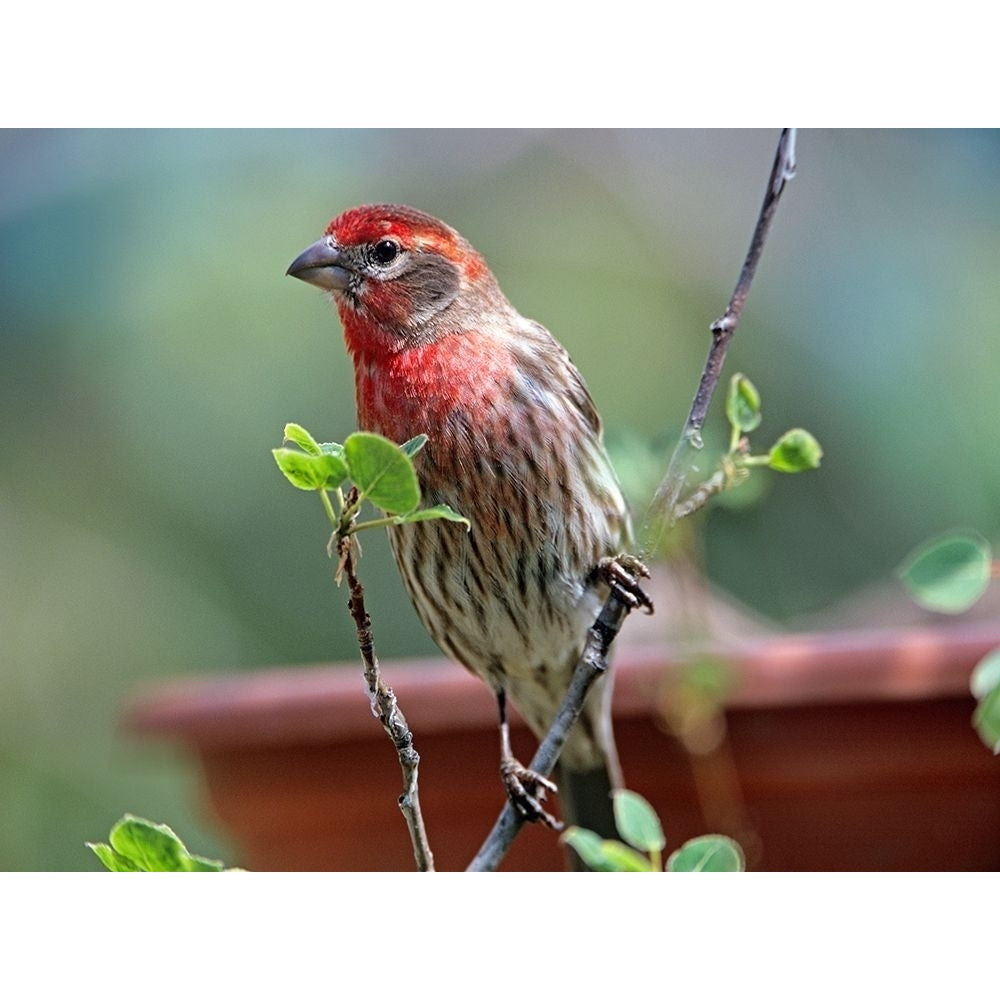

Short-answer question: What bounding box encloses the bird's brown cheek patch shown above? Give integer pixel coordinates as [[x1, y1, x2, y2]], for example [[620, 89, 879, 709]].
[[358, 255, 460, 329], [405, 254, 462, 320]]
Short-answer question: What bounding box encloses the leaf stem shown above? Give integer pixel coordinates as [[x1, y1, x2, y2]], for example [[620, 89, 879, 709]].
[[319, 489, 339, 528], [352, 514, 402, 533]]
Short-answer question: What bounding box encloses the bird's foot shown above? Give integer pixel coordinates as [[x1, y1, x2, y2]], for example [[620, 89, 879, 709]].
[[500, 756, 562, 830], [596, 554, 654, 614]]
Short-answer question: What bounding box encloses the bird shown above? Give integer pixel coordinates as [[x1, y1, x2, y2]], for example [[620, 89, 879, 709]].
[[287, 204, 648, 841]]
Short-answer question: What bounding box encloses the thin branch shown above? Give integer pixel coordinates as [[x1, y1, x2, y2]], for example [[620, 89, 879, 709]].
[[467, 591, 631, 872], [337, 526, 434, 872], [467, 128, 798, 872], [643, 128, 797, 549], [671, 466, 730, 521]]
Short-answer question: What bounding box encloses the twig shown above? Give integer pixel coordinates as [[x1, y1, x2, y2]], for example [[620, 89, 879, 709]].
[[337, 529, 435, 872], [671, 466, 730, 521], [467, 591, 631, 871], [644, 128, 798, 548], [467, 128, 798, 872]]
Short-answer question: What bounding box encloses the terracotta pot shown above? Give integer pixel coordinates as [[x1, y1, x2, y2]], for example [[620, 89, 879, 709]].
[[126, 619, 1000, 870]]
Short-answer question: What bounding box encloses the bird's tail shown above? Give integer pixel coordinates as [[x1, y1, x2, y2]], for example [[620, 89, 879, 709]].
[[557, 759, 618, 837]]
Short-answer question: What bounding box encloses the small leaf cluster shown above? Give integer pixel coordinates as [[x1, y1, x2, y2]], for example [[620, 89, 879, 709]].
[[88, 815, 235, 872], [724, 373, 823, 477], [667, 373, 822, 524], [561, 790, 745, 872], [273, 423, 468, 538], [898, 532, 1000, 752]]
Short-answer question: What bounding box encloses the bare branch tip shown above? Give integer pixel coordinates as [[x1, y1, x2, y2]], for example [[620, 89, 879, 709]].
[[773, 128, 798, 194]]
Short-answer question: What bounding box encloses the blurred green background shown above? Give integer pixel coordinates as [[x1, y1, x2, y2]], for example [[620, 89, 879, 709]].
[[2, 129, 998, 869]]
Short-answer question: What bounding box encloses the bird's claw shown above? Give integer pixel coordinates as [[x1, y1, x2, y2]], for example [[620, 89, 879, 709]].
[[500, 756, 562, 830], [596, 554, 654, 614]]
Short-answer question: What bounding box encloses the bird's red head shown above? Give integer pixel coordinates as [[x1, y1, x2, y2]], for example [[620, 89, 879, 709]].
[[287, 203, 528, 440], [287, 204, 497, 354]]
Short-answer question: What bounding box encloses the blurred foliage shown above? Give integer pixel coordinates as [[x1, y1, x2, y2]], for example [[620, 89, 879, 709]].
[[562, 789, 744, 871], [2, 129, 1000, 869], [899, 530, 1000, 752], [899, 531, 992, 613]]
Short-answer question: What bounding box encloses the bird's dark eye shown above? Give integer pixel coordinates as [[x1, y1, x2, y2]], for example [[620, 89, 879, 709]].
[[372, 239, 400, 265]]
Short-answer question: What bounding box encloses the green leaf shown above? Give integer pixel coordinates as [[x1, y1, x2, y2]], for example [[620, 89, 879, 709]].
[[974, 683, 1000, 754], [88, 842, 142, 872], [184, 855, 228, 872], [561, 828, 653, 872], [971, 648, 1000, 701], [283, 422, 322, 456], [401, 434, 428, 458], [726, 373, 762, 433], [344, 432, 420, 514], [561, 828, 621, 872], [392, 504, 470, 529], [667, 834, 745, 872], [109, 815, 189, 871], [613, 790, 666, 854], [273, 448, 349, 491], [105, 815, 226, 872], [899, 532, 992, 614], [767, 428, 823, 472], [109, 815, 186, 870], [598, 841, 655, 872], [319, 441, 345, 459]]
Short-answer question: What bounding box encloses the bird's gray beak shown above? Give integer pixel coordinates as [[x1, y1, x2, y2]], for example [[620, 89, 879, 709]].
[[286, 237, 352, 292]]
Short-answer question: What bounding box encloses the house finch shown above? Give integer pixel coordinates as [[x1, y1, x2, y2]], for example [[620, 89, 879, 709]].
[[288, 204, 647, 839]]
